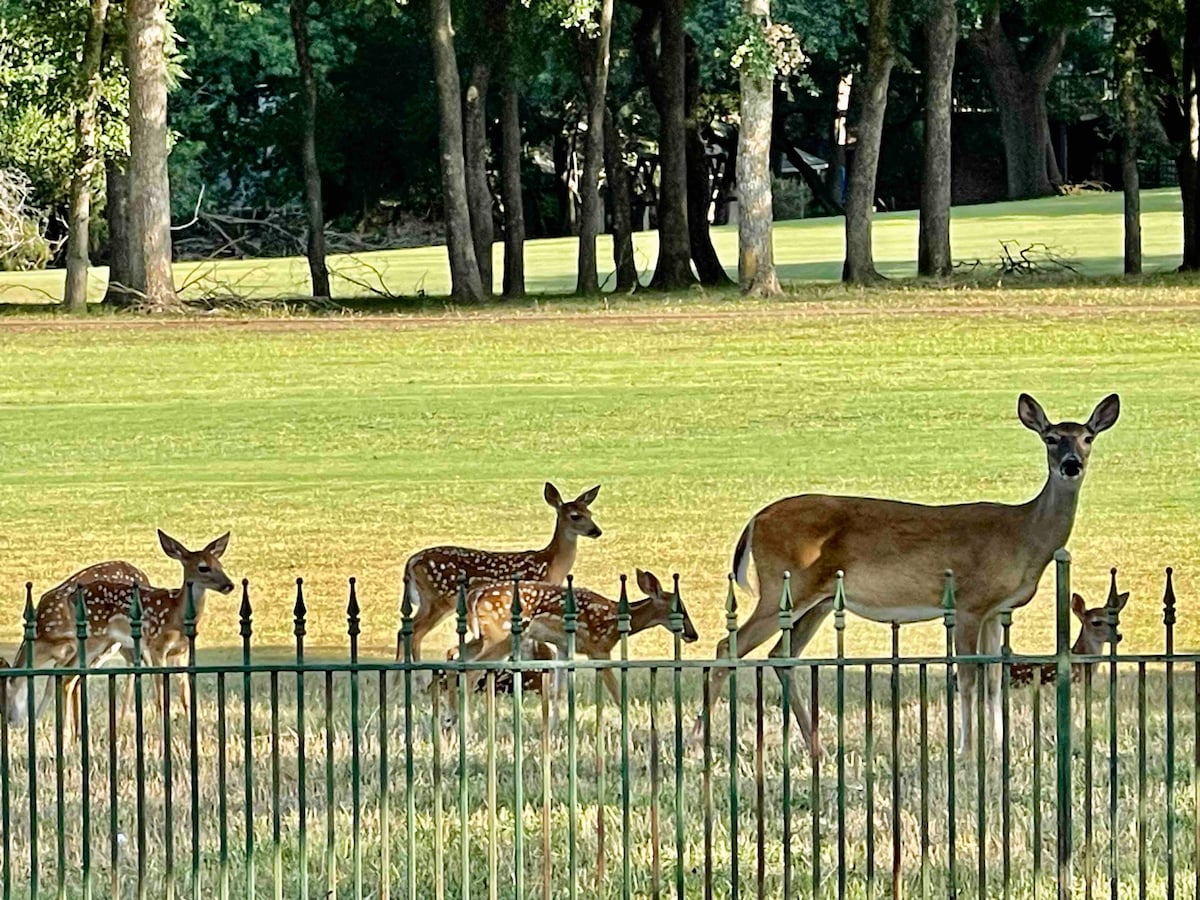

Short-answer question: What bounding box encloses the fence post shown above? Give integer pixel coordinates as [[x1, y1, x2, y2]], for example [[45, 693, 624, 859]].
[[1054, 548, 1073, 900], [942, 570, 957, 900]]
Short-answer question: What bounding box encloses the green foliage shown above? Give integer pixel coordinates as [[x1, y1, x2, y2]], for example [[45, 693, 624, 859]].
[[771, 174, 811, 219]]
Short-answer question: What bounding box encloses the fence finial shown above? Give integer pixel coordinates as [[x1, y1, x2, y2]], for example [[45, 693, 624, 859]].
[[453, 571, 467, 659], [347, 578, 361, 664], [617, 574, 631, 636], [564, 574, 578, 660], [941, 569, 956, 627], [725, 574, 738, 659], [22, 582, 35, 645], [238, 579, 252, 663], [73, 584, 89, 643], [130, 581, 144, 665], [183, 581, 198, 665], [510, 578, 523, 660], [1104, 568, 1123, 643], [293, 578, 307, 639], [669, 573, 684, 637], [1163, 567, 1177, 628]]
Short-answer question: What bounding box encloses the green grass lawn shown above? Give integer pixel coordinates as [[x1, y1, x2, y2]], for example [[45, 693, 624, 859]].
[[0, 282, 1196, 658], [0, 188, 1186, 303]]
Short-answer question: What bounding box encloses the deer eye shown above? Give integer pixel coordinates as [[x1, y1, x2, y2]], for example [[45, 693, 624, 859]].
[[1043, 436, 1057, 446], [569, 512, 582, 521], [1083, 434, 1094, 445], [198, 564, 211, 573]]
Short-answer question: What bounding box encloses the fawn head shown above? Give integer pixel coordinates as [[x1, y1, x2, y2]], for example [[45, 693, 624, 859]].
[[545, 482, 602, 540], [159, 530, 235, 595], [636, 570, 699, 642], [1071, 589, 1129, 654], [1018, 393, 1120, 484]]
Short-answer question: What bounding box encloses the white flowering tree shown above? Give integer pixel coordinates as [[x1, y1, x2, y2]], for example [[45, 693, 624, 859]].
[[732, 3, 805, 296]]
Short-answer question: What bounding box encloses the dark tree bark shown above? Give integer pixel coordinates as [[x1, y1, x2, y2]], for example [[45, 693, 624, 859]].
[[604, 107, 639, 292], [289, 0, 331, 299], [685, 33, 731, 286], [633, 0, 695, 289], [971, 8, 1066, 200], [736, 0, 779, 295], [431, 0, 484, 302], [102, 158, 135, 306], [127, 0, 179, 309], [1185, 0, 1200, 270], [918, 0, 956, 278], [575, 0, 615, 295], [1116, 37, 1141, 275], [842, 0, 894, 284], [499, 48, 525, 297], [64, 0, 110, 313], [464, 17, 497, 296]]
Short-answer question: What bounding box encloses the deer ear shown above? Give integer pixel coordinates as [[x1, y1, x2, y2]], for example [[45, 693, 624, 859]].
[[544, 482, 564, 508], [1018, 394, 1051, 434], [1113, 591, 1131, 612], [576, 484, 601, 506], [1086, 393, 1120, 434], [1071, 593, 1087, 619], [205, 532, 231, 558], [158, 530, 188, 561], [636, 569, 662, 597]]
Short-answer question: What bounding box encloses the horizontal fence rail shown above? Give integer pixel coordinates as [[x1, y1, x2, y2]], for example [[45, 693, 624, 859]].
[[0, 556, 1190, 899]]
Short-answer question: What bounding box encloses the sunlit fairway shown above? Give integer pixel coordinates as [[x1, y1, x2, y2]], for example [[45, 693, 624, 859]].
[[0, 189, 1187, 304]]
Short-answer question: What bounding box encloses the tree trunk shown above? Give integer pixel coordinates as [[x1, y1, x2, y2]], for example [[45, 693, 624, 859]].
[[431, 0, 484, 302], [1180, 151, 1198, 269], [972, 9, 1066, 200], [842, 0, 894, 284], [917, 0, 955, 278], [1117, 37, 1141, 275], [1183, 0, 1200, 270], [604, 107, 639, 292], [464, 59, 494, 294], [647, 0, 695, 289], [63, 0, 110, 314], [575, 0, 615, 295], [499, 54, 525, 297], [289, 0, 331, 299], [102, 158, 135, 305], [736, 0, 780, 296], [685, 33, 731, 286], [126, 0, 179, 309]]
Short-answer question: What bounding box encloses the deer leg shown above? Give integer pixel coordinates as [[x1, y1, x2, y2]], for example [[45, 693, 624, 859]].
[[442, 637, 506, 730], [767, 597, 834, 760], [954, 614, 982, 755], [979, 617, 1004, 746]]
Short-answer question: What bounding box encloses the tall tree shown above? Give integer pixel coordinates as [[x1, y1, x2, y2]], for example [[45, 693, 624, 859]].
[[842, 0, 894, 284], [634, 0, 696, 290], [126, 0, 179, 308], [684, 31, 731, 285], [735, 0, 781, 295], [576, 0, 616, 294], [499, 4, 525, 297], [1116, 29, 1141, 274], [917, 0, 956, 277], [604, 106, 639, 291], [464, 0, 505, 295], [63, 0, 111, 313], [289, 0, 331, 298], [431, 0, 484, 302], [102, 158, 136, 305], [969, 5, 1067, 199]]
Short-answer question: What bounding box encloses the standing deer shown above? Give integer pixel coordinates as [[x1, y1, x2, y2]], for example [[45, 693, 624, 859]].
[[1008, 589, 1128, 687], [441, 569, 699, 727], [4, 531, 234, 728], [711, 393, 1120, 756], [398, 482, 602, 674]]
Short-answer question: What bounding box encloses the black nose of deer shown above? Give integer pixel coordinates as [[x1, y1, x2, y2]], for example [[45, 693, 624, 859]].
[[1060, 458, 1083, 478], [219, 580, 235, 595], [589, 526, 603, 538]]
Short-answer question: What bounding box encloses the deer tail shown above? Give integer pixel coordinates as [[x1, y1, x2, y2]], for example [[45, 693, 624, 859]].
[[732, 517, 755, 590]]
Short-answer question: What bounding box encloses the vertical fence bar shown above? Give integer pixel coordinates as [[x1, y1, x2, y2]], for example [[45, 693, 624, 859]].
[[618, 576, 633, 900], [74, 587, 92, 900], [976, 605, 987, 900], [1000, 611, 1013, 900], [325, 667, 336, 900], [864, 662, 874, 900], [1163, 568, 1177, 900], [650, 662, 662, 900], [269, 668, 281, 900], [162, 595, 175, 900], [671, 574, 686, 900], [726, 575, 740, 899], [54, 667, 65, 900], [890, 622, 900, 900], [454, 574, 470, 900], [811, 652, 821, 900], [1084, 631, 1094, 900], [511, 579, 526, 899], [754, 666, 764, 900], [400, 575, 416, 900], [294, 580, 309, 900], [1137, 660, 1147, 900], [1104, 570, 1120, 900], [943, 571, 957, 900], [347, 579, 363, 900], [431, 634, 445, 900], [778, 573, 793, 900], [565, 577, 579, 900], [487, 636, 497, 900], [1, 655, 11, 900], [1033, 663, 1043, 896], [834, 571, 847, 900], [239, 580, 254, 900], [23, 585, 39, 900], [216, 670, 229, 900], [183, 584, 200, 900], [541, 660, 552, 900], [1054, 548, 1073, 900], [702, 661, 712, 900], [131, 583, 146, 900], [919, 661, 929, 900]]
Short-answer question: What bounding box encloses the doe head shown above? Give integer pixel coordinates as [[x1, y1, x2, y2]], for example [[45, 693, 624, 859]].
[[544, 482, 603, 539], [158, 530, 235, 595], [636, 569, 699, 643], [1018, 393, 1120, 484]]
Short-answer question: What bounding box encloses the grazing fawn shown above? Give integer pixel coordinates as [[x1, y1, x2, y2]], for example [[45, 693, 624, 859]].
[[3, 531, 234, 728], [398, 482, 602, 672], [716, 393, 1120, 756], [1008, 590, 1129, 687], [441, 569, 699, 727]]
